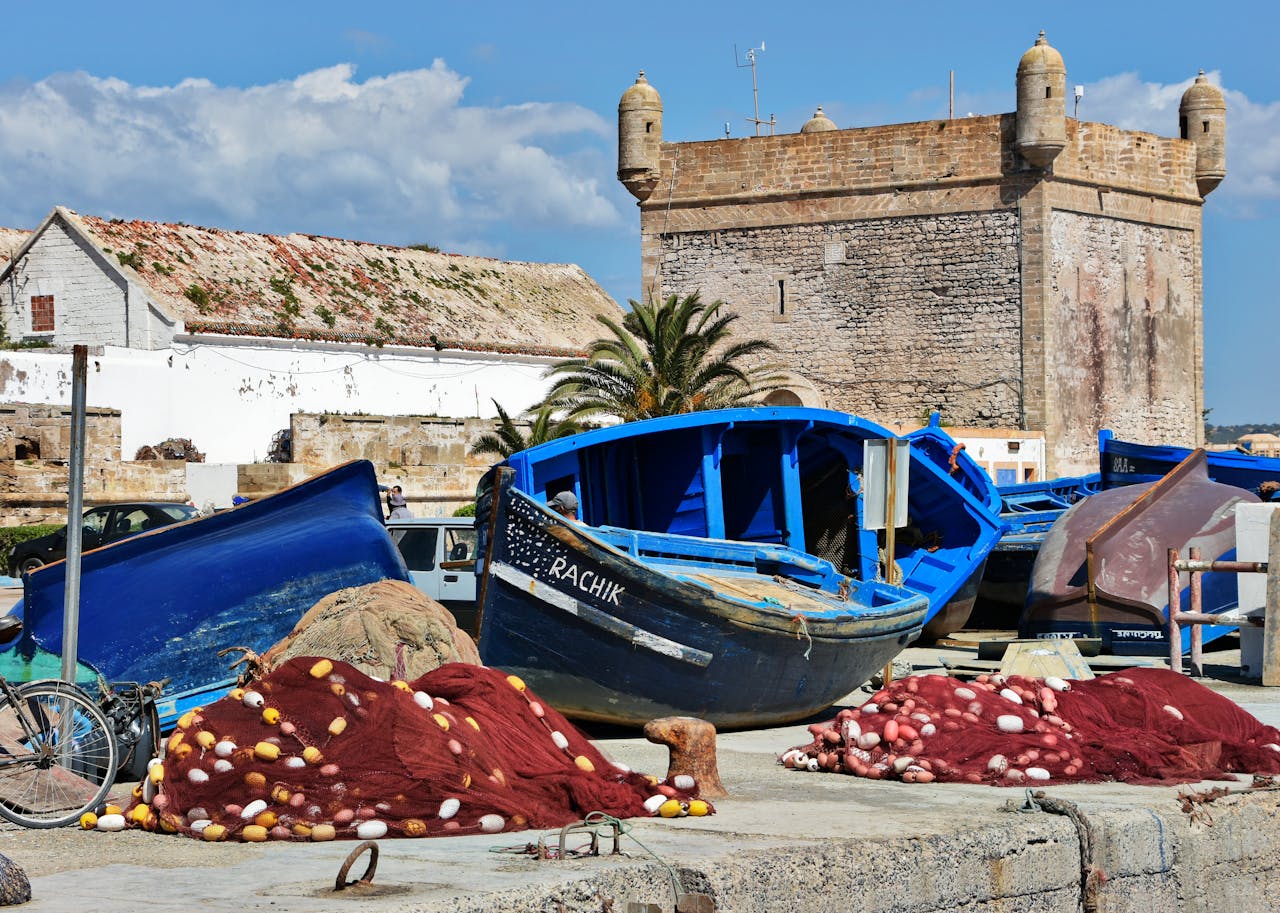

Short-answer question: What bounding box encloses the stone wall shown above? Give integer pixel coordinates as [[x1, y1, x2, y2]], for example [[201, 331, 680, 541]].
[[289, 412, 505, 515], [657, 210, 1023, 426], [1045, 210, 1199, 471], [634, 112, 1206, 476], [0, 402, 122, 463]]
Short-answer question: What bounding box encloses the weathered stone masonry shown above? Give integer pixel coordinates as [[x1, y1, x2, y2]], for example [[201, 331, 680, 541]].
[[658, 210, 1023, 426], [620, 39, 1225, 476]]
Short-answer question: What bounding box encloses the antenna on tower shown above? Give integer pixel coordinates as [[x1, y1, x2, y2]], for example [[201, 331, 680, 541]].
[[734, 42, 775, 136]]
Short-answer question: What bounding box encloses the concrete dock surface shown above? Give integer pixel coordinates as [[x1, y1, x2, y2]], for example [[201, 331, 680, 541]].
[[4, 642, 1280, 912]]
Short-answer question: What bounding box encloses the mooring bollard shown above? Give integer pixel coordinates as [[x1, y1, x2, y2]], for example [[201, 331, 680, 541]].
[[643, 716, 727, 798]]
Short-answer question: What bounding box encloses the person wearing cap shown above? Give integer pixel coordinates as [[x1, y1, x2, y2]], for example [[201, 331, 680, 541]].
[[548, 490, 579, 521]]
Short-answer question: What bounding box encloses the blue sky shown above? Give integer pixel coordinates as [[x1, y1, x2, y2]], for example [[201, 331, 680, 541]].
[[1, 2, 1275, 423]]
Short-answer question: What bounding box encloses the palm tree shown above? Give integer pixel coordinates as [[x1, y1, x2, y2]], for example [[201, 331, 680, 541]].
[[543, 292, 782, 422], [470, 400, 582, 459]]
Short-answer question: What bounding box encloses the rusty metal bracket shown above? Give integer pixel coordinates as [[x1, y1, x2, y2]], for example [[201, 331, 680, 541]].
[[334, 840, 379, 891], [553, 817, 624, 860]]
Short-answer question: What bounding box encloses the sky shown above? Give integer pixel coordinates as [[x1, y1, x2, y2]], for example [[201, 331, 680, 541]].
[[0, 2, 1275, 424]]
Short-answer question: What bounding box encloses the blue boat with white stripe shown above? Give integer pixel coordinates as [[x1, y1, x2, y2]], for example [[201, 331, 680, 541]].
[[475, 407, 1002, 727]]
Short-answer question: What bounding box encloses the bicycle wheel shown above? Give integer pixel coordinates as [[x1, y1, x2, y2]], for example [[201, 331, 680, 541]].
[[0, 681, 118, 828]]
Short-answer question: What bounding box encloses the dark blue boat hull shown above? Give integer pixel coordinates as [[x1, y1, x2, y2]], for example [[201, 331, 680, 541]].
[[1100, 431, 1280, 500], [477, 470, 927, 728], [7, 461, 410, 726]]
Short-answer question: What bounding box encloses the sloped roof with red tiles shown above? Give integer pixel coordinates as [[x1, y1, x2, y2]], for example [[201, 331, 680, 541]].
[[57, 209, 623, 357], [0, 228, 31, 270]]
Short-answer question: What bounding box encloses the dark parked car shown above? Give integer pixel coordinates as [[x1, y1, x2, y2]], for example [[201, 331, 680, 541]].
[[8, 502, 199, 577]]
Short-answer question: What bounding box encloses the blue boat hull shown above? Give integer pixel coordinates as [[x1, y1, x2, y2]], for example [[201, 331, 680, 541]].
[[6, 460, 410, 727], [974, 474, 1103, 624], [477, 469, 927, 728], [500, 407, 1003, 640], [1100, 431, 1280, 500]]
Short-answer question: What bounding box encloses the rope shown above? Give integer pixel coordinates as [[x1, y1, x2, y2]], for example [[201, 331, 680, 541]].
[[790, 614, 813, 660], [1009, 789, 1103, 913], [489, 812, 685, 903]]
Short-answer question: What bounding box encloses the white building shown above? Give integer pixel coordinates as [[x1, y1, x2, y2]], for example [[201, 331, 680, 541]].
[[0, 207, 623, 463]]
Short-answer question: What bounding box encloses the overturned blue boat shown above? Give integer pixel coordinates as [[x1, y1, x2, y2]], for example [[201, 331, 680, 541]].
[[1018, 451, 1258, 654], [474, 407, 1002, 727], [2, 461, 410, 728]]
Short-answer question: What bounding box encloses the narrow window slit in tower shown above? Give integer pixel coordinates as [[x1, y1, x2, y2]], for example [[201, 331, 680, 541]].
[[1045, 86, 1052, 98], [778, 279, 786, 316], [1202, 121, 1210, 133]]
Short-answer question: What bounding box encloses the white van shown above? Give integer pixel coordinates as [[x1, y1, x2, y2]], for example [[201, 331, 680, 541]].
[[385, 517, 479, 636]]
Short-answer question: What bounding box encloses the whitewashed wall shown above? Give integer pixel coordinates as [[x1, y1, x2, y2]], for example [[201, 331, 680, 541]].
[[0, 338, 558, 463]]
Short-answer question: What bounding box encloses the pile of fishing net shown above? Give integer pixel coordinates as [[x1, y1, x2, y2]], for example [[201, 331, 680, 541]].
[[260, 579, 481, 680], [109, 657, 711, 841], [781, 668, 1280, 786]]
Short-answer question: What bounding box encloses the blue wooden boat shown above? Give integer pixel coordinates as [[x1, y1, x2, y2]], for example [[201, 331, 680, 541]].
[[1099, 430, 1280, 500], [974, 473, 1104, 623], [904, 413, 1003, 517], [474, 407, 1003, 727], [1, 460, 410, 728], [1018, 450, 1258, 654]]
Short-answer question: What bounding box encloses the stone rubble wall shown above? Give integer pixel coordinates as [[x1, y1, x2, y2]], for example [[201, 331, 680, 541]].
[[0, 407, 509, 526], [657, 210, 1023, 426]]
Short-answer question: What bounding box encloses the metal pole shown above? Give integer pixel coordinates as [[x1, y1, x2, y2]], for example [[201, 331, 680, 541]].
[[1168, 548, 1182, 675], [1265, 510, 1280, 686], [61, 345, 88, 685], [1188, 546, 1203, 677], [949, 70, 954, 120], [881, 441, 901, 686], [751, 51, 761, 136]]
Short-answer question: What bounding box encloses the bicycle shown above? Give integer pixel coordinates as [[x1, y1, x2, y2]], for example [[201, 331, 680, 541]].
[[0, 616, 119, 828]]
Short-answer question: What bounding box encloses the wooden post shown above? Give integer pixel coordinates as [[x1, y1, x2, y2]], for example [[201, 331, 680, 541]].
[[1266, 510, 1280, 686]]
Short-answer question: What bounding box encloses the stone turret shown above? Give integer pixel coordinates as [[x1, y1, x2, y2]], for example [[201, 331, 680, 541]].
[[801, 106, 837, 133], [1015, 30, 1067, 169], [1179, 70, 1227, 196], [618, 71, 663, 201]]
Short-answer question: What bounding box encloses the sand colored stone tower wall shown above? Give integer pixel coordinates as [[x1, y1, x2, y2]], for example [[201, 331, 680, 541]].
[[619, 35, 1224, 476]]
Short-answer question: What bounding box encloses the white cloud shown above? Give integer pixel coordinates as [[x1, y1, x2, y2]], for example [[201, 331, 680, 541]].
[[1081, 71, 1280, 212], [0, 61, 622, 242]]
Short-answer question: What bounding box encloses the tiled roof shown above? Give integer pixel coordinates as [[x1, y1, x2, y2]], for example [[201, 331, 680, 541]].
[[0, 228, 31, 269], [61, 209, 622, 354]]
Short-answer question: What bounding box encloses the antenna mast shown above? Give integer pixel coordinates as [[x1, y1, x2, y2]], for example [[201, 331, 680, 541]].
[[734, 42, 775, 136]]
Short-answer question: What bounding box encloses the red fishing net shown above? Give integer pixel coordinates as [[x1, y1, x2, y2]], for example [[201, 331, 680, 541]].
[[118, 658, 710, 840], [782, 668, 1280, 786]]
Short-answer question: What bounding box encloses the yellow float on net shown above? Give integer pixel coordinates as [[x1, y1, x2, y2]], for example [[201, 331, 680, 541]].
[[505, 674, 526, 692], [688, 800, 710, 817], [262, 707, 281, 725], [658, 799, 683, 818], [309, 659, 333, 679]]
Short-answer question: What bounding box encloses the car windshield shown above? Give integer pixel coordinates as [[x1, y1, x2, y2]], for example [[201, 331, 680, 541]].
[[156, 505, 198, 521]]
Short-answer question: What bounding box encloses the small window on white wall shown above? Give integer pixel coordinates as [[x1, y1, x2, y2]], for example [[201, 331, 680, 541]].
[[30, 295, 54, 333]]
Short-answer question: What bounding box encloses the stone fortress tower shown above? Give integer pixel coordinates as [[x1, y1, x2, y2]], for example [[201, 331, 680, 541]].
[[617, 34, 1226, 476]]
